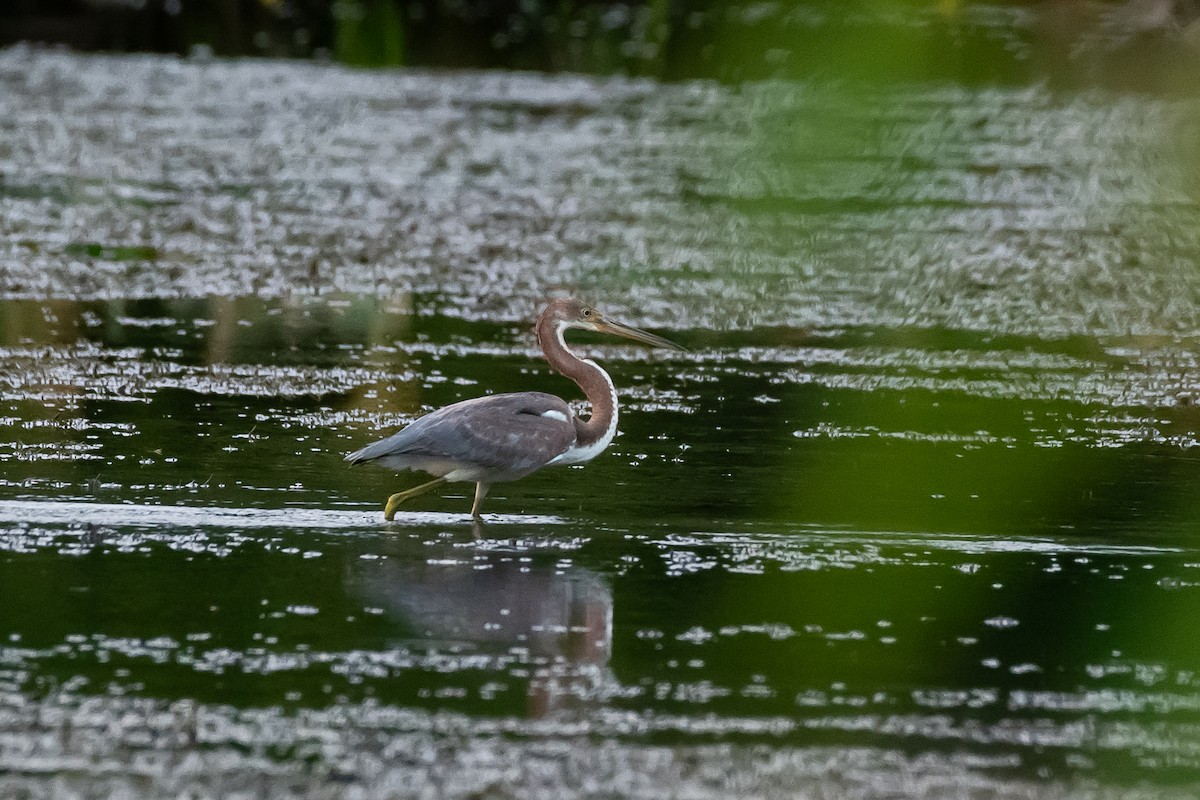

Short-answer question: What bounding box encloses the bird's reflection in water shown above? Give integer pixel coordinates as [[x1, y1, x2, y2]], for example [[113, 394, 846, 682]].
[[349, 535, 612, 717]]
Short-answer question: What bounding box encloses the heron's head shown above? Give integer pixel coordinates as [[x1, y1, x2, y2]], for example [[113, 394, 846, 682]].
[[541, 297, 685, 351]]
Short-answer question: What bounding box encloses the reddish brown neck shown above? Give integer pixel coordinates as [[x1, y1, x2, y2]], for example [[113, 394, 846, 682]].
[[536, 314, 617, 450]]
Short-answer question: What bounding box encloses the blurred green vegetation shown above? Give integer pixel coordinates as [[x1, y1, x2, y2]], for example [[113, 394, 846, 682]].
[[332, 0, 405, 66], [4, 0, 1200, 87]]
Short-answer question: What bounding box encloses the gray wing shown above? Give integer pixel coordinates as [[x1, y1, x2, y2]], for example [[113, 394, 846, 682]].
[[345, 392, 577, 478]]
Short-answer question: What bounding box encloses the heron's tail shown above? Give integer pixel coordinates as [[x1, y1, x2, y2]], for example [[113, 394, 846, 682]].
[[344, 433, 410, 465]]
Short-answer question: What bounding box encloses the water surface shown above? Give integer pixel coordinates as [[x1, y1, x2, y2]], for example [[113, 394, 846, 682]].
[[3, 42, 1200, 798]]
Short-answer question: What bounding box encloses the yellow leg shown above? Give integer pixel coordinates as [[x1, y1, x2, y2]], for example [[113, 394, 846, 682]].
[[470, 482, 490, 519], [384, 476, 447, 520]]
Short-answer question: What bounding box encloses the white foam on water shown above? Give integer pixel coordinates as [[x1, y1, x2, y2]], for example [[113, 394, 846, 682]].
[[0, 500, 566, 530]]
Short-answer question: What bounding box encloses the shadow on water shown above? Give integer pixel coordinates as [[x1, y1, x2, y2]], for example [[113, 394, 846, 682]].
[[349, 538, 612, 717]]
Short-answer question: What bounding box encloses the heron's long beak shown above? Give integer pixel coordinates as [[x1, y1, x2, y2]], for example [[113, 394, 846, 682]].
[[594, 317, 687, 351]]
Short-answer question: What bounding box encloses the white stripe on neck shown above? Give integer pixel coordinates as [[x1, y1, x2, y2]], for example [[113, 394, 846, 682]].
[[554, 317, 572, 355]]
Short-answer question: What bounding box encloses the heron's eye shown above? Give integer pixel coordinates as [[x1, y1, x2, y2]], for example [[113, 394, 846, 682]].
[[582, 308, 593, 318]]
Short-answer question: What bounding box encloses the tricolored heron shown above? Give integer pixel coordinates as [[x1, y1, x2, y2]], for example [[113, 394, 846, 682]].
[[345, 297, 685, 519]]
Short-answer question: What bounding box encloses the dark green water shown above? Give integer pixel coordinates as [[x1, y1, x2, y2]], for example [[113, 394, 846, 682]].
[[4, 29, 1200, 798]]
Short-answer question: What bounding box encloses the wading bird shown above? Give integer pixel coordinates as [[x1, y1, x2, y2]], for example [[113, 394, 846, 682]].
[[345, 297, 684, 519]]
